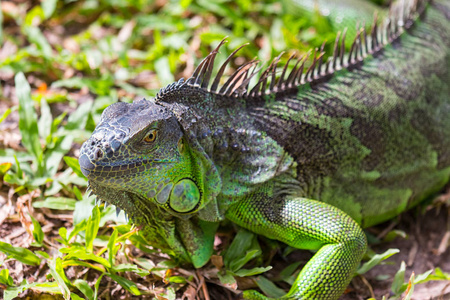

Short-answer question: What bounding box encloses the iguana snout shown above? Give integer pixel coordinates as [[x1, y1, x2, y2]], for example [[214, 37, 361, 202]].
[[79, 127, 124, 176]]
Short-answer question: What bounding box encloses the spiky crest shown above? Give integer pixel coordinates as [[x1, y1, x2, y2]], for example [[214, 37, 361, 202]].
[[155, 0, 427, 101]]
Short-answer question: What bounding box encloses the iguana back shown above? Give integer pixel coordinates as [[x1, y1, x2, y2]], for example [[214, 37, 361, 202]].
[[250, 2, 450, 227]]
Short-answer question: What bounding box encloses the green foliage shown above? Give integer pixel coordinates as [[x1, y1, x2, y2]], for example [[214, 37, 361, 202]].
[[4, 73, 90, 197], [47, 257, 71, 299], [30, 215, 44, 246], [0, 107, 17, 125], [33, 197, 78, 210], [0, 205, 155, 299], [85, 206, 101, 253], [73, 279, 94, 300], [277, 261, 302, 285], [383, 263, 450, 300], [0, 241, 41, 266], [218, 228, 272, 287], [357, 248, 400, 275], [16, 72, 43, 172], [0, 269, 14, 287], [254, 276, 286, 299], [3, 281, 62, 300]]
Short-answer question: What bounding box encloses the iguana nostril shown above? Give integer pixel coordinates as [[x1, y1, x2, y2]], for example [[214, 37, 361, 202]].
[[94, 148, 103, 160], [116, 132, 125, 140], [91, 140, 95, 146]]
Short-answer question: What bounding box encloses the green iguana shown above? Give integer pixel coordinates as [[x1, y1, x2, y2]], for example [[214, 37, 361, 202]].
[[78, 0, 450, 298]]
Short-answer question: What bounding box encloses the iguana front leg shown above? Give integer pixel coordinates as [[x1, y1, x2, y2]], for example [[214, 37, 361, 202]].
[[226, 180, 367, 300], [138, 210, 217, 268]]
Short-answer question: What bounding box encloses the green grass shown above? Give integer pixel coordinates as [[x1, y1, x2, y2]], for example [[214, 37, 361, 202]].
[[0, 0, 449, 299]]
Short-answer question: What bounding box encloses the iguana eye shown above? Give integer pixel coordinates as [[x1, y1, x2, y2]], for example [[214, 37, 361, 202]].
[[143, 129, 157, 143]]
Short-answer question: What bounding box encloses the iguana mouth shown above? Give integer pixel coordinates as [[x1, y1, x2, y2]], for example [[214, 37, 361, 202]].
[[79, 154, 95, 176], [79, 153, 169, 178]]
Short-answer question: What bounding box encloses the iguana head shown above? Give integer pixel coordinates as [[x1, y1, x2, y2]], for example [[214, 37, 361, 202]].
[[79, 98, 220, 217]]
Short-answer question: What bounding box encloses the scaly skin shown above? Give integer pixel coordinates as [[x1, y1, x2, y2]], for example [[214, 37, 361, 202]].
[[79, 0, 450, 298]]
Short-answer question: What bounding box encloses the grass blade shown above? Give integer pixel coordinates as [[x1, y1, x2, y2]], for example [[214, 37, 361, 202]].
[[108, 273, 142, 296], [15, 72, 43, 165], [48, 258, 71, 299], [85, 206, 100, 253], [0, 241, 41, 266]]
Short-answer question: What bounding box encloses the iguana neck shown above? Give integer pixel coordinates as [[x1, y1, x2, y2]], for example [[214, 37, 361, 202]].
[[156, 87, 299, 211]]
